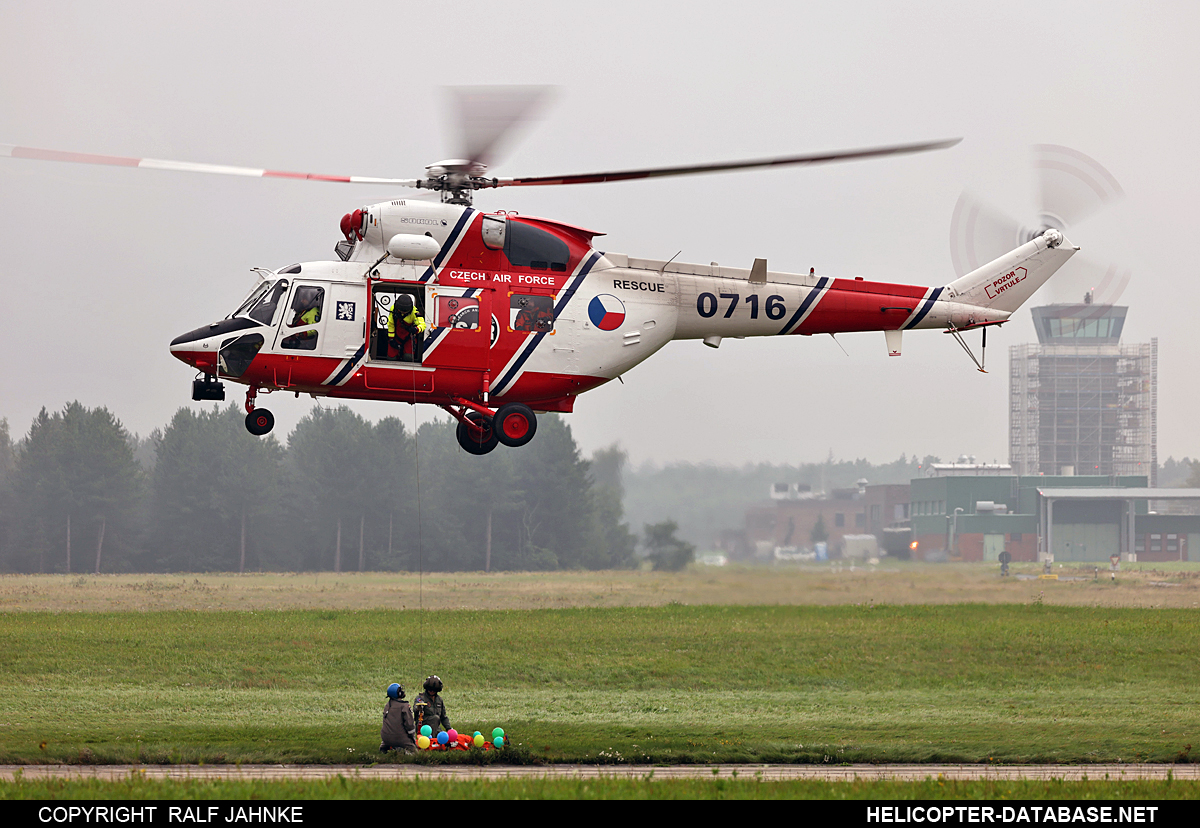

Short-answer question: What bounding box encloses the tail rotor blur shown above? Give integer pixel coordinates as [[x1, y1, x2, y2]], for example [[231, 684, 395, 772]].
[[950, 145, 1130, 306]]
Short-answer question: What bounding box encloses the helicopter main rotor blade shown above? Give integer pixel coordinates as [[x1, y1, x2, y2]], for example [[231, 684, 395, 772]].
[[491, 138, 961, 188], [0, 143, 421, 187], [452, 85, 552, 168]]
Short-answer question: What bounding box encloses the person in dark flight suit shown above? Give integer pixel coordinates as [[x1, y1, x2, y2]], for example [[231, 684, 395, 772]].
[[380, 682, 416, 753], [411, 675, 451, 736]]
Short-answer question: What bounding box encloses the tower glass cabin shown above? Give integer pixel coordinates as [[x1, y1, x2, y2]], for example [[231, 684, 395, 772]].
[[1009, 299, 1157, 483]]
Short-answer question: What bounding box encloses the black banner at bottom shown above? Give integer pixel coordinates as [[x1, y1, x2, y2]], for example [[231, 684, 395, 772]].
[[1, 800, 1187, 822]]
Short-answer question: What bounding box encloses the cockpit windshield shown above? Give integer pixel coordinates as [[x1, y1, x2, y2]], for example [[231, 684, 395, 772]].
[[228, 279, 290, 325], [229, 281, 271, 319], [247, 279, 290, 325]]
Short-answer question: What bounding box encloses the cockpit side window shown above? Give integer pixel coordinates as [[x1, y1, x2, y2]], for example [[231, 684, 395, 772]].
[[504, 221, 570, 271], [248, 280, 289, 326], [288, 286, 324, 328]]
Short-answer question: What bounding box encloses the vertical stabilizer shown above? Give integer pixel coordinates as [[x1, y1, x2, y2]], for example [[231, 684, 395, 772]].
[[946, 229, 1078, 313]]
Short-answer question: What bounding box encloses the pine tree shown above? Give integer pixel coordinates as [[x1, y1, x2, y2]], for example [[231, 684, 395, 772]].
[[282, 406, 375, 571], [9, 403, 140, 573]]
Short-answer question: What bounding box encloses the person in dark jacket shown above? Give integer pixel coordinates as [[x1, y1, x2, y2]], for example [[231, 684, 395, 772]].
[[412, 675, 451, 736], [380, 682, 416, 753]]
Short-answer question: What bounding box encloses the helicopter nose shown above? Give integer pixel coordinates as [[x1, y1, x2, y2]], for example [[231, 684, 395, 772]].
[[170, 326, 220, 372], [170, 338, 217, 372]]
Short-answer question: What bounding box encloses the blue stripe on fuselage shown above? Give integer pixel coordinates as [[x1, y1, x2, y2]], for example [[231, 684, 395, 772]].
[[778, 277, 829, 335], [905, 287, 943, 329]]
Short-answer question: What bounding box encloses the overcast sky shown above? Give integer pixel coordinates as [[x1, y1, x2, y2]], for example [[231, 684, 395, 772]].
[[1, 1, 1196, 467]]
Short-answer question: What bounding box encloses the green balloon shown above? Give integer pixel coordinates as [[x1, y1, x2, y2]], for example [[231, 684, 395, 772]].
[[493, 736, 504, 748], [421, 725, 432, 738], [492, 727, 505, 739]]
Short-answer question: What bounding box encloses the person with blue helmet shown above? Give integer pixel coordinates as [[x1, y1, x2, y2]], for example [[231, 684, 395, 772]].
[[379, 682, 416, 753]]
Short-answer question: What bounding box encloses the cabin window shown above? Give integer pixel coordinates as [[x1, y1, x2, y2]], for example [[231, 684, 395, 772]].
[[219, 333, 264, 376], [504, 221, 569, 271], [287, 286, 324, 328], [438, 295, 480, 330], [510, 294, 554, 333], [280, 331, 318, 350]]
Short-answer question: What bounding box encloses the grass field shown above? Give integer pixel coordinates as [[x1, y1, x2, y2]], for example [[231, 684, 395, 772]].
[[1, 598, 1197, 767], [1, 776, 1195, 800], [2, 564, 1197, 801]]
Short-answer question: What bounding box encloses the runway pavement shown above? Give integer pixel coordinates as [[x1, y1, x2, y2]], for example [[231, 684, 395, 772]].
[[3, 764, 1197, 782]]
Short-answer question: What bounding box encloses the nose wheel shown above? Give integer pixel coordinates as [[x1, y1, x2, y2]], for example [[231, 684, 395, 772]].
[[243, 386, 274, 436], [245, 408, 275, 436]]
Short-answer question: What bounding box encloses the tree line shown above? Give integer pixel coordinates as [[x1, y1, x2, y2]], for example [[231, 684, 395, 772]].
[[0, 403, 637, 574]]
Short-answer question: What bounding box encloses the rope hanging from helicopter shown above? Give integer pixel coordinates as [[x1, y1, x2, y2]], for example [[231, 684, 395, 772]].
[[412, 362, 425, 670]]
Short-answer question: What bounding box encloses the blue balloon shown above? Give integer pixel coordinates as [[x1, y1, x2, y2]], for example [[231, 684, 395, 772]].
[[493, 736, 504, 748], [437, 731, 449, 745]]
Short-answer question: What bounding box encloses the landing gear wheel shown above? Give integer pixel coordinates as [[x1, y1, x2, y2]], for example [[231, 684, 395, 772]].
[[493, 403, 537, 447], [245, 408, 275, 436], [456, 411, 498, 455]]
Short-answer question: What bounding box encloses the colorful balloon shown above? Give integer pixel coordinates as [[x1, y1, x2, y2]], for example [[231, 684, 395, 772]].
[[447, 728, 459, 742], [437, 731, 449, 745], [473, 734, 485, 748], [416, 735, 430, 750], [420, 725, 432, 737], [492, 727, 505, 739], [493, 736, 504, 748]]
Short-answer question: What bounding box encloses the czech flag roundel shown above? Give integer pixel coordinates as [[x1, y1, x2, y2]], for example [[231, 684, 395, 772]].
[[588, 294, 626, 331]]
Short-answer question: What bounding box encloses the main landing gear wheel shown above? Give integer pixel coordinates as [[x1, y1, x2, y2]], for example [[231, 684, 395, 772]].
[[245, 409, 275, 436], [456, 411, 499, 455], [494, 403, 537, 448]]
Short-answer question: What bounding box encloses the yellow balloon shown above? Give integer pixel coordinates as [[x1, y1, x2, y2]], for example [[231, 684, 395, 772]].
[[417, 735, 430, 750], [473, 734, 485, 748]]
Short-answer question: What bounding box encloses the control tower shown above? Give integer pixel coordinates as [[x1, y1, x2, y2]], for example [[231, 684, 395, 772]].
[[1009, 296, 1157, 483]]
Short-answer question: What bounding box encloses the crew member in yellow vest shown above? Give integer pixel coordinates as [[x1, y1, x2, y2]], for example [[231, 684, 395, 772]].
[[284, 291, 322, 348], [389, 293, 427, 362]]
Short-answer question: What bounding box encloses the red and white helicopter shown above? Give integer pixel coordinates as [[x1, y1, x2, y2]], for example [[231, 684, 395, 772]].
[[3, 90, 1078, 454]]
